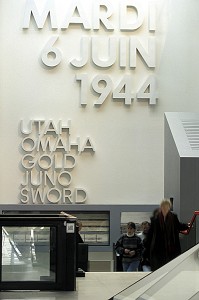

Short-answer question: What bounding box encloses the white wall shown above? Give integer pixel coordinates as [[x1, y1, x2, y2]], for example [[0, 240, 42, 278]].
[[0, 0, 197, 206]]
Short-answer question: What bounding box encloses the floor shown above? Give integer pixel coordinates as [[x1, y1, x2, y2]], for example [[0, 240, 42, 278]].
[[0, 272, 148, 300]]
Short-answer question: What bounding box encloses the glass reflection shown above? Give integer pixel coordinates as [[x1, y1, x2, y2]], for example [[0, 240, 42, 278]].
[[2, 226, 56, 282]]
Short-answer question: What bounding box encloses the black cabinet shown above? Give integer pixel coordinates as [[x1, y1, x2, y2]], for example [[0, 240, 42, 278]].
[[0, 214, 76, 291]]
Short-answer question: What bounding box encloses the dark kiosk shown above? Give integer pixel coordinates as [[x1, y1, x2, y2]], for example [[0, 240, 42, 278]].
[[0, 214, 76, 291]]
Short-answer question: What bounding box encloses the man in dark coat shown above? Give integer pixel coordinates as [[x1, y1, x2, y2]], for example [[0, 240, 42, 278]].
[[145, 199, 189, 271]]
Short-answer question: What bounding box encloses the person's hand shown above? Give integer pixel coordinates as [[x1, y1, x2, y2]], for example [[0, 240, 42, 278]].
[[188, 222, 193, 228], [124, 249, 130, 254], [129, 250, 135, 256]]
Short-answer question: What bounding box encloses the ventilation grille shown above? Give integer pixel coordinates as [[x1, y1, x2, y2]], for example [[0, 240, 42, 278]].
[[182, 119, 199, 150]]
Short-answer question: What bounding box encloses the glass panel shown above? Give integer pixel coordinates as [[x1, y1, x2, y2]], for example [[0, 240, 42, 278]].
[[77, 213, 109, 245], [2, 226, 56, 282], [121, 211, 152, 234], [112, 243, 199, 300]]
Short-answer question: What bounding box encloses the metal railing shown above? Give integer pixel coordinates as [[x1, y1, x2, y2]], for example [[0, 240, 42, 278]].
[[180, 211, 199, 235]]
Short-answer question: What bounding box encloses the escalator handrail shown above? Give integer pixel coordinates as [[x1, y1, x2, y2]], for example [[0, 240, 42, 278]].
[[2, 226, 22, 259], [180, 210, 199, 235]]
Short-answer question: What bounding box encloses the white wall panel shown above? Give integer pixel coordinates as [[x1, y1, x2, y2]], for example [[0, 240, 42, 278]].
[[0, 0, 196, 206]]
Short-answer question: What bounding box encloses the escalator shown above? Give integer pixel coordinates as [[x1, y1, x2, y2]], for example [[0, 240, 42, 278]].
[[2, 227, 22, 266], [110, 211, 199, 300]]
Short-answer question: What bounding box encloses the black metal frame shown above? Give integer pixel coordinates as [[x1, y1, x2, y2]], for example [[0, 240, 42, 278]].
[[0, 214, 76, 291]]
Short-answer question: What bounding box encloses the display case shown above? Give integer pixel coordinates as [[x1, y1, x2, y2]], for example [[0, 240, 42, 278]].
[[3, 210, 110, 246], [0, 214, 76, 291], [120, 211, 152, 234], [70, 211, 110, 246]]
